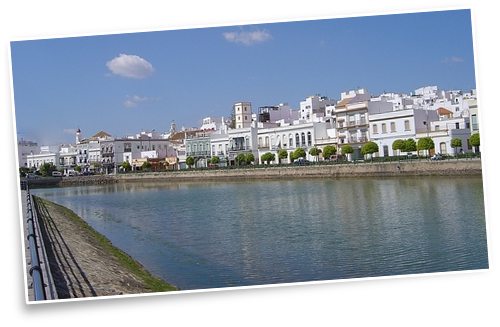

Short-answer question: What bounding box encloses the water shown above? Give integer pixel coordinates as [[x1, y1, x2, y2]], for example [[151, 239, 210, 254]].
[[32, 176, 489, 291]]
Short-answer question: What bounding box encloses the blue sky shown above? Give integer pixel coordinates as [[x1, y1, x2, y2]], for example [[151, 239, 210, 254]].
[[10, 9, 475, 145]]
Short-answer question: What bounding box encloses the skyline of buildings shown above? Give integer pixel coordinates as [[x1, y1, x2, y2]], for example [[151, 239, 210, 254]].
[[18, 84, 479, 174]]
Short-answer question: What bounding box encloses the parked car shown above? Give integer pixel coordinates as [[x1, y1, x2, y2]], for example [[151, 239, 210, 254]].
[[68, 171, 79, 176], [431, 153, 443, 161], [52, 171, 62, 177], [26, 173, 39, 179], [293, 158, 310, 165], [330, 154, 345, 161]]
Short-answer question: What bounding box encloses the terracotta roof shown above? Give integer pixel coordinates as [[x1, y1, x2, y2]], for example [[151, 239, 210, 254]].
[[437, 107, 453, 115], [336, 97, 353, 108], [92, 130, 112, 138]]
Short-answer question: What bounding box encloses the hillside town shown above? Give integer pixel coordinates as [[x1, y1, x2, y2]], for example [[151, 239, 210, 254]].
[[18, 85, 479, 175]]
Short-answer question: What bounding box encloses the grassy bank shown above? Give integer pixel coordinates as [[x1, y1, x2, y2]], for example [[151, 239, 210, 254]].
[[34, 196, 178, 293]]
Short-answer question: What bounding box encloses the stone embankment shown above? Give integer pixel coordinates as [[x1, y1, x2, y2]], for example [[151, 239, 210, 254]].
[[58, 175, 118, 186], [113, 159, 483, 182]]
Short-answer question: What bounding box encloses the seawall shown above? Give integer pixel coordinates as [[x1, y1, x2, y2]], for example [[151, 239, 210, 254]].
[[112, 159, 483, 182]]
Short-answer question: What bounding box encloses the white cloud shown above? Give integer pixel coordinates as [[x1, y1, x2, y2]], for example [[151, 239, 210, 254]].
[[124, 99, 137, 108], [63, 128, 77, 135], [132, 95, 148, 102], [441, 56, 464, 64], [223, 29, 272, 46], [106, 54, 155, 79]]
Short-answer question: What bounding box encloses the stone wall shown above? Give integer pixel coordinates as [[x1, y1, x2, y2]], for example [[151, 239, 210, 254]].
[[113, 159, 483, 182]]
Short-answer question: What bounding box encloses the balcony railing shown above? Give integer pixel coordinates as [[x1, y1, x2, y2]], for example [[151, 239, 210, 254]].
[[229, 145, 251, 151], [186, 151, 211, 157], [349, 136, 368, 143]]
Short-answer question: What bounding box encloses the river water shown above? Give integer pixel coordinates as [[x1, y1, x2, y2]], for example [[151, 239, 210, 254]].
[[32, 176, 488, 291]]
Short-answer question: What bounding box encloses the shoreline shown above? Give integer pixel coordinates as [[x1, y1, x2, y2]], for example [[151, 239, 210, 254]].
[[32, 196, 178, 299], [24, 159, 483, 188]]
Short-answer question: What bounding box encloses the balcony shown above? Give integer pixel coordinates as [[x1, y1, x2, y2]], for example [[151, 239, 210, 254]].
[[229, 145, 251, 152], [186, 151, 211, 157], [348, 136, 368, 143]]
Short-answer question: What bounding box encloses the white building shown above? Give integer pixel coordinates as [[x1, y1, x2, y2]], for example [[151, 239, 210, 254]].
[[233, 102, 253, 129], [17, 140, 40, 169], [26, 145, 61, 170], [333, 88, 373, 160], [200, 116, 225, 132], [369, 108, 438, 157], [299, 95, 337, 121], [101, 136, 176, 173]]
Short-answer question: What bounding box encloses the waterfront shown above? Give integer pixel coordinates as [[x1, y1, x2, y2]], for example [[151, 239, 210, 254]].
[[32, 176, 488, 291]]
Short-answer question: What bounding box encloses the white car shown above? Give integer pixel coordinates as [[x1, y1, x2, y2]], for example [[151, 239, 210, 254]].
[[52, 171, 62, 177]]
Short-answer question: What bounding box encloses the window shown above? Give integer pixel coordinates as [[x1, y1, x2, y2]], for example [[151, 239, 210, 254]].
[[471, 114, 478, 131], [301, 132, 306, 146], [373, 124, 378, 134], [390, 122, 396, 132], [289, 134, 293, 148], [404, 120, 410, 131], [440, 142, 447, 154], [382, 123, 387, 133], [307, 131, 312, 146], [295, 133, 300, 147]]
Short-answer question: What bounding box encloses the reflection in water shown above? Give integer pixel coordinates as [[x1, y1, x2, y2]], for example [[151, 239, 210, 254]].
[[33, 176, 488, 290]]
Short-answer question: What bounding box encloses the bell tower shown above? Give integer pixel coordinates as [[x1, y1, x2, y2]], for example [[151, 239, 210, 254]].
[[76, 127, 82, 144]]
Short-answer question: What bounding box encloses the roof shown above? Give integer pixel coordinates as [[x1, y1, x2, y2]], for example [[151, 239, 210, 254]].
[[92, 130, 112, 138], [437, 107, 453, 115], [336, 97, 353, 108]]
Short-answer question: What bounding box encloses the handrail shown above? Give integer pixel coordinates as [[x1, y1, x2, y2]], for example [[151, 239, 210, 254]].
[[25, 185, 47, 301]]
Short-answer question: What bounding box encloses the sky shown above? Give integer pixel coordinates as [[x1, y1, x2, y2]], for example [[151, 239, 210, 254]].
[[10, 9, 476, 146]]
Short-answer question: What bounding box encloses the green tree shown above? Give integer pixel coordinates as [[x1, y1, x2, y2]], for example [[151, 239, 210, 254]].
[[261, 152, 275, 164], [309, 147, 322, 162], [245, 153, 255, 165], [142, 161, 152, 170], [469, 133, 480, 152], [392, 139, 406, 156], [451, 137, 462, 156], [278, 149, 288, 164], [19, 167, 31, 178], [322, 145, 336, 160], [121, 161, 131, 172], [361, 141, 379, 160], [186, 156, 195, 168], [417, 137, 435, 157], [293, 148, 306, 160], [341, 145, 353, 155], [39, 162, 57, 177], [74, 165, 82, 172], [235, 153, 246, 166], [404, 138, 417, 152], [210, 156, 220, 165]]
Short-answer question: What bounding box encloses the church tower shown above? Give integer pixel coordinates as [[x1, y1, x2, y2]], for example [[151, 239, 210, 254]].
[[76, 128, 81, 144]]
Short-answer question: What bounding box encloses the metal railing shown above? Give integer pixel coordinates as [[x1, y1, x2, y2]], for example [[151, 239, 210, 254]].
[[25, 185, 47, 301]]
